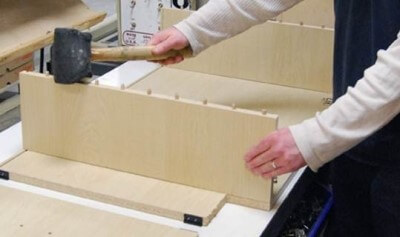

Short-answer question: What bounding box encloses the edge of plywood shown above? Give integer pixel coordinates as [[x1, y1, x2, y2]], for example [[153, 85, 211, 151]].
[[0, 185, 198, 237], [1, 151, 227, 226]]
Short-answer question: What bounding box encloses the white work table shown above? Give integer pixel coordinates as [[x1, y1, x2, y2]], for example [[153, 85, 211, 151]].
[[0, 62, 304, 236]]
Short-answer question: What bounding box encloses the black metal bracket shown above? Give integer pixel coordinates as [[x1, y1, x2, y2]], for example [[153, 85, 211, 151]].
[[0, 170, 9, 180], [184, 214, 203, 226]]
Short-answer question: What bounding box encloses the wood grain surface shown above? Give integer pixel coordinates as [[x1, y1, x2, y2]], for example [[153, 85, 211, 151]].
[[0, 0, 106, 64], [131, 67, 331, 128], [20, 72, 276, 209], [161, 9, 333, 93], [2, 151, 226, 225], [0, 185, 197, 237]]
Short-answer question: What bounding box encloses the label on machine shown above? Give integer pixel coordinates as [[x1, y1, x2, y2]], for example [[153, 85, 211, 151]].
[[119, 0, 195, 46]]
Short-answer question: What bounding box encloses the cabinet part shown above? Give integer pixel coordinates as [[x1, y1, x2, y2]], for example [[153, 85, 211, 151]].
[[0, 185, 197, 237], [20, 71, 276, 210], [130, 67, 331, 128], [161, 9, 334, 94], [279, 0, 334, 29], [2, 151, 226, 226]]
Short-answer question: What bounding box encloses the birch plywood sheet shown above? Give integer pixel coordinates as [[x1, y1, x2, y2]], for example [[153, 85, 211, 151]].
[[280, 0, 334, 29], [20, 72, 277, 209], [2, 151, 226, 225], [0, 0, 106, 64], [0, 186, 197, 237], [131, 67, 330, 128], [162, 9, 333, 93]]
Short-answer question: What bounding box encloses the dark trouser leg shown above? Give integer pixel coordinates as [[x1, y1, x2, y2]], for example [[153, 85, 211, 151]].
[[371, 167, 400, 237], [326, 155, 379, 237]]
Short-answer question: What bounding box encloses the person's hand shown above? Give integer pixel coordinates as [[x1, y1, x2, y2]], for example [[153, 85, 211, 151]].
[[148, 27, 189, 65], [244, 128, 306, 179]]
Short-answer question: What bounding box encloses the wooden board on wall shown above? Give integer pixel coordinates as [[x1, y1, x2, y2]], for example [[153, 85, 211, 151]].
[[0, 62, 34, 89], [131, 67, 330, 128], [161, 9, 333, 93], [0, 185, 197, 237], [20, 72, 277, 210], [280, 0, 334, 29], [2, 151, 226, 226], [0, 54, 32, 76], [0, 0, 106, 64]]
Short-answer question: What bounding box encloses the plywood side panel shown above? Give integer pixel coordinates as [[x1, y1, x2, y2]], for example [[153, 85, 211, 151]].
[[162, 9, 333, 93], [0, 0, 106, 64], [2, 151, 226, 225], [20, 72, 277, 209], [0, 186, 197, 237], [130, 67, 330, 128], [280, 0, 334, 29]]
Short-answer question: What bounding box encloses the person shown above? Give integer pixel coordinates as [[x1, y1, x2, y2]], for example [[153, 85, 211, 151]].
[[149, 1, 400, 236]]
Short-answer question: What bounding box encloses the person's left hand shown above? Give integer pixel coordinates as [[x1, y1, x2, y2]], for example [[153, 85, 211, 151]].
[[244, 128, 307, 179]]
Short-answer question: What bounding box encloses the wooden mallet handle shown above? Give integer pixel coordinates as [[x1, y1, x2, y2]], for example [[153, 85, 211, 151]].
[[91, 46, 192, 62]]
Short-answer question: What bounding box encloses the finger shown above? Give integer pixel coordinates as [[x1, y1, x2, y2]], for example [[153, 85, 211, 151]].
[[246, 148, 277, 170], [153, 38, 179, 55], [174, 55, 184, 63], [252, 159, 279, 175], [148, 32, 168, 46], [244, 137, 273, 162], [261, 166, 291, 179], [162, 57, 179, 65]]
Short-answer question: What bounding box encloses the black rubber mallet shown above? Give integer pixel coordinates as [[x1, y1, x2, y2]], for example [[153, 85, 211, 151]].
[[51, 28, 192, 84]]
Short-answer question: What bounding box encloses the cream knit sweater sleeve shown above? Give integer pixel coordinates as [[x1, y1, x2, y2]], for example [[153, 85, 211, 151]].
[[290, 33, 400, 171], [174, 0, 302, 55]]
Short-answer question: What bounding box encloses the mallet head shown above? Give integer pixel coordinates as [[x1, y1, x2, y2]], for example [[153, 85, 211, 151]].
[[51, 28, 92, 84]]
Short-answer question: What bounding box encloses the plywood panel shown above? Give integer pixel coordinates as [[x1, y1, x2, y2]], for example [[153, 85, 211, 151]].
[[2, 151, 226, 225], [20, 72, 277, 209], [280, 0, 334, 29], [0, 0, 106, 64], [162, 9, 333, 93], [0, 185, 197, 237], [131, 67, 330, 128]]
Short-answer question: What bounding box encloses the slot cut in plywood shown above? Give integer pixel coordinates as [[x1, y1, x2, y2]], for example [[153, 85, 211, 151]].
[[161, 9, 334, 93], [0, 185, 197, 237], [131, 67, 330, 128], [20, 72, 277, 210], [0, 0, 106, 64], [1, 151, 226, 226]]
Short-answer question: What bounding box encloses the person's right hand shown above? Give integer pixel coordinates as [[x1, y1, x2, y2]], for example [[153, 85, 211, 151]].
[[148, 27, 189, 65]]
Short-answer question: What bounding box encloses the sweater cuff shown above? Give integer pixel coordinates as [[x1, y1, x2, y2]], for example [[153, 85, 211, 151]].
[[174, 22, 203, 56], [289, 121, 325, 172]]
